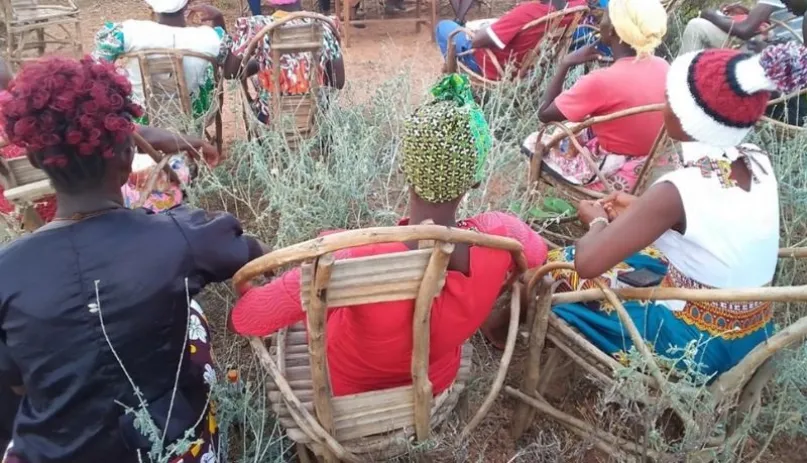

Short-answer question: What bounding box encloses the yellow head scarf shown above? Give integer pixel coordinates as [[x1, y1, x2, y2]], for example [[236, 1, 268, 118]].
[[608, 0, 667, 57]]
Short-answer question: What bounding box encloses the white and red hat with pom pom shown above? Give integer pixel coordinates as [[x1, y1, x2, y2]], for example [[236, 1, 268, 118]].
[[667, 42, 807, 148]]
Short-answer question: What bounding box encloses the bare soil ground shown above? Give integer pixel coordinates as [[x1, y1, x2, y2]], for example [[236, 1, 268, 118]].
[[21, 0, 807, 461]]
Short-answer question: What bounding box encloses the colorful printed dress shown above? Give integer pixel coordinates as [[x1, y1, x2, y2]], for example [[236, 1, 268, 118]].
[[547, 143, 779, 380], [220, 12, 342, 123]]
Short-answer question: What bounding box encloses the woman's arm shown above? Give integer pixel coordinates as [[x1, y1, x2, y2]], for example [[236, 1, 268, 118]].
[[135, 125, 219, 166], [701, 4, 778, 40], [574, 182, 685, 279], [538, 44, 602, 123]]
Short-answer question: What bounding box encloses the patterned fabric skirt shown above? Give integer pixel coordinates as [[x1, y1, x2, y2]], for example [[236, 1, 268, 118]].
[[522, 128, 648, 192], [122, 154, 191, 213], [2, 300, 219, 463], [547, 247, 775, 380]]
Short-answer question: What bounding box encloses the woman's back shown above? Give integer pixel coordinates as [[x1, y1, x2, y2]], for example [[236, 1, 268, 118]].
[[555, 56, 669, 155], [0, 207, 254, 462], [653, 144, 779, 293]]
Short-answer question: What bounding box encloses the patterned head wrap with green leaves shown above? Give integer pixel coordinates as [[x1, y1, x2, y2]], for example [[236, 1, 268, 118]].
[[402, 74, 492, 204]]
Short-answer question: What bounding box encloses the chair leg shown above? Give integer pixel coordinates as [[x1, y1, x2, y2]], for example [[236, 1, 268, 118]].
[[296, 443, 314, 463], [511, 276, 554, 440]]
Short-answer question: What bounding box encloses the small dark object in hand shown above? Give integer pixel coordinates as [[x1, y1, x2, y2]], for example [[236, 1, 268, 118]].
[[617, 268, 664, 288]]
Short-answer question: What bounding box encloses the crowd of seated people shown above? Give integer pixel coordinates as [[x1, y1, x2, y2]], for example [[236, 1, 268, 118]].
[[0, 0, 806, 460]]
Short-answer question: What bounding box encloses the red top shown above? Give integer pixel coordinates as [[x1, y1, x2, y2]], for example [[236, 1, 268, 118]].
[[231, 212, 547, 396], [554, 56, 670, 156], [475, 0, 586, 80]]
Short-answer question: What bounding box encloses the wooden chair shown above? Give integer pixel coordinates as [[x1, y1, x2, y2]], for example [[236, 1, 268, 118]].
[[508, 248, 807, 460], [0, 150, 53, 231], [238, 12, 337, 150], [0, 0, 81, 69], [334, 0, 437, 48], [231, 225, 528, 462], [118, 49, 224, 153], [444, 6, 588, 91], [527, 103, 672, 202], [0, 132, 175, 231]]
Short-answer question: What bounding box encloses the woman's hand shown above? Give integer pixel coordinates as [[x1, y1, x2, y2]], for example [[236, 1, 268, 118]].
[[577, 200, 608, 228], [601, 191, 638, 221], [197, 142, 220, 167], [562, 44, 603, 67]]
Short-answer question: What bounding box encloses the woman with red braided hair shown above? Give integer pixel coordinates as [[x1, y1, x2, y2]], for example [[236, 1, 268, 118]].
[[493, 42, 807, 381], [0, 56, 265, 463]]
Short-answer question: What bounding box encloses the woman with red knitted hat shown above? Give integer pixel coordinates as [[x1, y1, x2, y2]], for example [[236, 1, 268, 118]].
[[0, 56, 265, 463], [532, 42, 807, 380]]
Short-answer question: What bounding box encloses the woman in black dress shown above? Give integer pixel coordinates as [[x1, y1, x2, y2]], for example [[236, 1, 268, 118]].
[[0, 56, 263, 463]]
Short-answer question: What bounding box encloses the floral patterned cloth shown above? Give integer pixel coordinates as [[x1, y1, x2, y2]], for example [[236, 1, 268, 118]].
[[523, 127, 648, 192], [3, 301, 219, 463], [93, 21, 225, 125], [220, 12, 342, 123], [121, 154, 191, 213]]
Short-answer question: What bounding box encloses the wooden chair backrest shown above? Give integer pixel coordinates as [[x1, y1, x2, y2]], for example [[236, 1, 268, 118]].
[[0, 156, 52, 204], [119, 49, 221, 131], [530, 103, 667, 190], [519, 5, 589, 78], [239, 12, 337, 141], [3, 0, 78, 20], [234, 225, 527, 446]]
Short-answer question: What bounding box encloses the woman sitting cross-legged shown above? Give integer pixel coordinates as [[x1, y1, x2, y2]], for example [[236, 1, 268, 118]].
[[523, 43, 807, 379], [0, 56, 265, 463], [230, 75, 548, 396], [524, 0, 669, 192]]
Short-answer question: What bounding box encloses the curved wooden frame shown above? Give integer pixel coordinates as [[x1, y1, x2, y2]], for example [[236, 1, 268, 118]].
[[527, 103, 669, 202], [509, 249, 807, 459], [119, 48, 224, 153], [234, 225, 528, 461], [444, 6, 589, 91], [236, 12, 339, 147]]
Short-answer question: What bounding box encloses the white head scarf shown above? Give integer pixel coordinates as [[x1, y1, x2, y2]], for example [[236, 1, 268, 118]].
[[144, 0, 188, 13]]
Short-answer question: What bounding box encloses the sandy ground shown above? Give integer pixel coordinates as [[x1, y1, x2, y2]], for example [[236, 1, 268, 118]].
[[6, 0, 806, 461]]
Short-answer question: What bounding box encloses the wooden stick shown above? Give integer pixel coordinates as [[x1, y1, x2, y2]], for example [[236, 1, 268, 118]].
[[460, 282, 522, 440], [545, 332, 612, 386], [248, 337, 360, 462], [710, 315, 807, 401], [505, 387, 665, 460], [552, 285, 807, 304], [511, 276, 554, 439], [779, 247, 807, 259], [233, 225, 523, 294], [412, 241, 453, 442], [306, 254, 338, 463]]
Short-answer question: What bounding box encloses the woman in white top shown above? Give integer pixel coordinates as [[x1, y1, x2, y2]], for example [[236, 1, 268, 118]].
[[545, 42, 807, 379], [92, 0, 228, 212], [93, 0, 227, 123]]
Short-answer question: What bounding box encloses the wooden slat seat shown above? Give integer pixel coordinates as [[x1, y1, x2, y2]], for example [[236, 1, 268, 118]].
[[267, 323, 472, 446], [118, 49, 224, 152], [238, 12, 336, 149], [234, 225, 528, 462]]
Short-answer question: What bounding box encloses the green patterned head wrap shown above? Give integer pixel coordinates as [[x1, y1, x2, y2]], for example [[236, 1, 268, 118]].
[[402, 74, 492, 204]]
